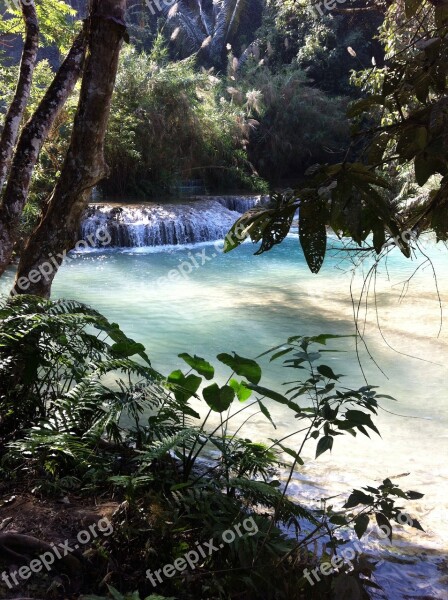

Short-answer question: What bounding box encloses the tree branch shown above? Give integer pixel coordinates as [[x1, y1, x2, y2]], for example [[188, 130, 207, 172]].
[[0, 28, 87, 276], [13, 0, 127, 297], [0, 0, 39, 191]]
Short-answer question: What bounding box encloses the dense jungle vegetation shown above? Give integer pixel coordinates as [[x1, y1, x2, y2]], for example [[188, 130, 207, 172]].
[[0, 0, 447, 599]]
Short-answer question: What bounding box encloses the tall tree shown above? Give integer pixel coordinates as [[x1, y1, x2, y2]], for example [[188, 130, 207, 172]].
[[12, 0, 127, 297], [0, 0, 39, 191], [0, 29, 87, 275]]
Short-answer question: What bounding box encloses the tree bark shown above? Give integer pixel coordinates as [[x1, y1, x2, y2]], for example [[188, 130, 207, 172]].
[[12, 0, 127, 298], [0, 0, 39, 192], [0, 29, 87, 276]]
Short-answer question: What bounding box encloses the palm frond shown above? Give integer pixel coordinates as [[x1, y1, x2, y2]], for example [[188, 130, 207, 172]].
[[164, 1, 205, 52]]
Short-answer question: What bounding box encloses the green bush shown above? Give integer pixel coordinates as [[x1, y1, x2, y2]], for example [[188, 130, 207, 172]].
[[255, 0, 382, 96], [0, 296, 425, 599], [226, 59, 350, 183], [103, 38, 266, 196]]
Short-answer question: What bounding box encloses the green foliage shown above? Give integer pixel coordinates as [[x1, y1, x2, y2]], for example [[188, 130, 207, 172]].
[[104, 41, 266, 196], [0, 59, 58, 124], [0, 295, 157, 449], [0, 0, 79, 53], [348, 0, 448, 241], [225, 58, 350, 182], [226, 0, 448, 266], [256, 0, 382, 95], [0, 298, 424, 598]]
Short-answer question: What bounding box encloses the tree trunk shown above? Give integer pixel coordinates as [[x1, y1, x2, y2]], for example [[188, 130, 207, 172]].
[[12, 0, 127, 298], [0, 0, 39, 191], [0, 29, 87, 276]]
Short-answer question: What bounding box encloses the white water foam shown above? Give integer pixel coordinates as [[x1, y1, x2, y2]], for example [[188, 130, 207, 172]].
[[80, 195, 265, 248]]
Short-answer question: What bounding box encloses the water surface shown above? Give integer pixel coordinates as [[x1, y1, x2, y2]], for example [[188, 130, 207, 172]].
[[2, 234, 447, 598]]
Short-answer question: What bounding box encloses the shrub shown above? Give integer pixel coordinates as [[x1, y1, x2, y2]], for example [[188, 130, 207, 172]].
[[103, 38, 266, 197], [226, 59, 350, 183], [0, 296, 425, 599]]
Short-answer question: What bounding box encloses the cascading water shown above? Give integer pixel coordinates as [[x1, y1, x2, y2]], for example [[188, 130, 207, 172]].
[[80, 196, 266, 248], [214, 196, 264, 213]]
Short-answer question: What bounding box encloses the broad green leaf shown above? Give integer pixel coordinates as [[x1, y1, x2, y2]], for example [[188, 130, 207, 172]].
[[315, 435, 333, 458], [344, 490, 374, 508], [372, 221, 386, 254], [397, 126, 428, 160], [317, 364, 339, 380], [223, 217, 248, 252], [375, 512, 392, 541], [178, 353, 214, 380], [414, 153, 444, 186], [217, 352, 261, 384], [354, 513, 370, 539], [347, 95, 384, 118], [203, 383, 235, 412], [409, 518, 425, 531], [275, 441, 304, 464], [100, 321, 151, 365], [368, 132, 390, 165], [299, 200, 327, 274], [291, 350, 321, 362], [253, 203, 297, 255], [322, 402, 338, 420], [258, 400, 276, 429], [229, 378, 252, 402], [269, 347, 293, 361], [110, 341, 146, 359], [329, 515, 349, 525], [363, 486, 379, 494], [406, 490, 424, 500], [167, 370, 202, 403], [348, 162, 390, 187], [246, 383, 302, 413], [344, 410, 380, 436]]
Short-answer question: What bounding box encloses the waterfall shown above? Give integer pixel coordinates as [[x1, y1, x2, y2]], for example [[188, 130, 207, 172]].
[[215, 196, 265, 213], [80, 195, 266, 248]]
